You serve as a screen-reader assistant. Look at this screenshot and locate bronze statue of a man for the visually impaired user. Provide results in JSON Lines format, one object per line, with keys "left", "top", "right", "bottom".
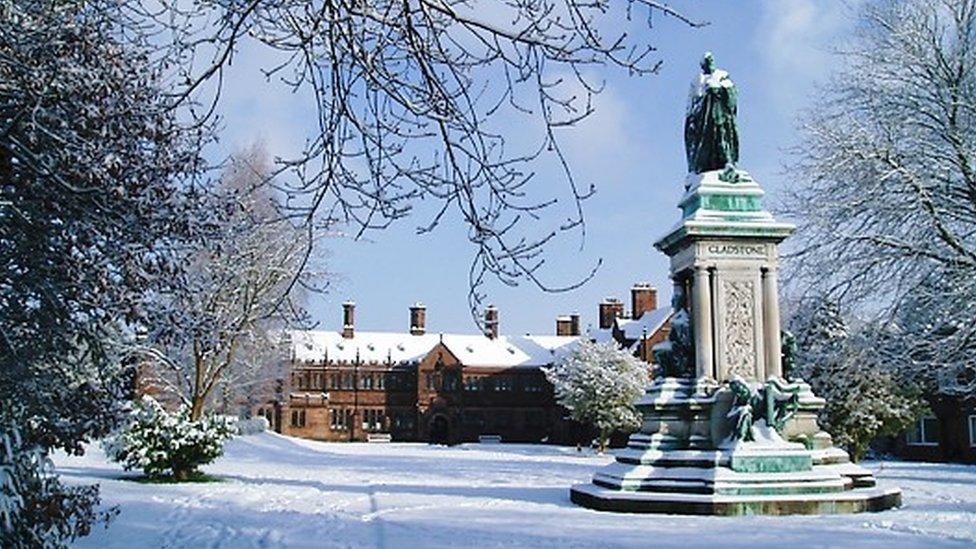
{"left": 684, "top": 52, "right": 740, "bottom": 175}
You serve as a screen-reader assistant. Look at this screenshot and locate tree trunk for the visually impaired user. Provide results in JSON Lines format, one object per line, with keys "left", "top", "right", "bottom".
{"left": 189, "top": 396, "right": 205, "bottom": 422}
{"left": 172, "top": 467, "right": 194, "bottom": 482}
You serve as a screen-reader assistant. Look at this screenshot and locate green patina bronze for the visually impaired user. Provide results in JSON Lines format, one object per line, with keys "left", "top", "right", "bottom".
{"left": 727, "top": 377, "right": 802, "bottom": 442}
{"left": 651, "top": 287, "right": 694, "bottom": 377}
{"left": 728, "top": 453, "right": 813, "bottom": 474}
{"left": 781, "top": 329, "right": 798, "bottom": 381}
{"left": 684, "top": 52, "right": 740, "bottom": 176}
{"left": 681, "top": 193, "right": 762, "bottom": 217}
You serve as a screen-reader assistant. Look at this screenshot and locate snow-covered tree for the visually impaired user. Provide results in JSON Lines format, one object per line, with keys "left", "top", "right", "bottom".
{"left": 544, "top": 339, "right": 648, "bottom": 452}
{"left": 103, "top": 396, "right": 235, "bottom": 481}
{"left": 784, "top": 0, "right": 976, "bottom": 397}
{"left": 138, "top": 147, "right": 316, "bottom": 421}
{"left": 789, "top": 300, "right": 924, "bottom": 461}
{"left": 1, "top": 1, "right": 208, "bottom": 545}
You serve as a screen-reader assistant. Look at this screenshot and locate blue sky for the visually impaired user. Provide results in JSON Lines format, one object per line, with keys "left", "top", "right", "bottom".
{"left": 217, "top": 1, "right": 858, "bottom": 336}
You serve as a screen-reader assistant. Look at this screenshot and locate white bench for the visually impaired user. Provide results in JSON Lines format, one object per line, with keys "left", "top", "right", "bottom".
{"left": 478, "top": 434, "right": 502, "bottom": 444}
{"left": 367, "top": 433, "right": 392, "bottom": 443}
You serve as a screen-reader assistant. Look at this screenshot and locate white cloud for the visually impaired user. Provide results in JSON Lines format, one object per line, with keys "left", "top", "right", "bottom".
{"left": 757, "top": 0, "right": 861, "bottom": 112}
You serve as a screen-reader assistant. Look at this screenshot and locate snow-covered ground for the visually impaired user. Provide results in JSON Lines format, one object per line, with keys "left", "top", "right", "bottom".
{"left": 54, "top": 433, "right": 976, "bottom": 548}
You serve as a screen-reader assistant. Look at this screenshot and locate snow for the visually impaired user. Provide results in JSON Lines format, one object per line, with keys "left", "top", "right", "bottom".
{"left": 290, "top": 330, "right": 579, "bottom": 368}
{"left": 616, "top": 308, "right": 673, "bottom": 342}
{"left": 53, "top": 433, "right": 976, "bottom": 548}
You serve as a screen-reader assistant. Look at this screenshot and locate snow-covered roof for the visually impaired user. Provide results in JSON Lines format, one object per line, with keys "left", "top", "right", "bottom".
{"left": 586, "top": 308, "right": 673, "bottom": 351}
{"left": 616, "top": 308, "right": 673, "bottom": 341}
{"left": 290, "top": 331, "right": 439, "bottom": 365}
{"left": 440, "top": 334, "right": 579, "bottom": 368}
{"left": 287, "top": 330, "right": 579, "bottom": 368}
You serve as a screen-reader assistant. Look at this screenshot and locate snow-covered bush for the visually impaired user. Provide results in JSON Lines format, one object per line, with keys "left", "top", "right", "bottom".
{"left": 544, "top": 339, "right": 648, "bottom": 452}
{"left": 103, "top": 397, "right": 234, "bottom": 481}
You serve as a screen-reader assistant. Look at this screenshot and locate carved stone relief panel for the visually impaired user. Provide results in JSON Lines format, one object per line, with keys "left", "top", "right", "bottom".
{"left": 722, "top": 279, "right": 757, "bottom": 379}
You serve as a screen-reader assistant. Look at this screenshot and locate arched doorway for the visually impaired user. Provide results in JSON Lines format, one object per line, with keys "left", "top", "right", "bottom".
{"left": 429, "top": 414, "right": 450, "bottom": 445}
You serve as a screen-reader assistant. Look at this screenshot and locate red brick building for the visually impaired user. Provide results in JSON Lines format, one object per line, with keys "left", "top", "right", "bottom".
{"left": 258, "top": 284, "right": 672, "bottom": 444}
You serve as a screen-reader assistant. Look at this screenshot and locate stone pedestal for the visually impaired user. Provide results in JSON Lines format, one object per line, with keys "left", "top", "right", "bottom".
{"left": 570, "top": 169, "right": 902, "bottom": 515}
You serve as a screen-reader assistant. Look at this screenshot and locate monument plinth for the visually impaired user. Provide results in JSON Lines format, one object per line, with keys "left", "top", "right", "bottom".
{"left": 570, "top": 53, "right": 901, "bottom": 515}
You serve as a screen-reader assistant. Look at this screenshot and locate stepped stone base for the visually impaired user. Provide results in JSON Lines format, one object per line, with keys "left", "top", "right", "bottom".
{"left": 570, "top": 377, "right": 901, "bottom": 516}
{"left": 571, "top": 483, "right": 902, "bottom": 516}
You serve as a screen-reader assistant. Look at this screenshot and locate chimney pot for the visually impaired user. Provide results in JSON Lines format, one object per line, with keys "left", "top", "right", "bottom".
{"left": 556, "top": 316, "right": 572, "bottom": 336}
{"left": 485, "top": 305, "right": 499, "bottom": 339}
{"left": 631, "top": 283, "right": 658, "bottom": 320}
{"left": 342, "top": 301, "right": 355, "bottom": 339}
{"left": 598, "top": 297, "right": 623, "bottom": 330}
{"left": 409, "top": 302, "right": 427, "bottom": 335}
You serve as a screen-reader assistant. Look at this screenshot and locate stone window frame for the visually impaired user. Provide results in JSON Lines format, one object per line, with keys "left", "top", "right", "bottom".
{"left": 290, "top": 409, "right": 306, "bottom": 428}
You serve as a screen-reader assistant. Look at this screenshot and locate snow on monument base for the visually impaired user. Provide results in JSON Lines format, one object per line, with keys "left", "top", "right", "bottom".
{"left": 568, "top": 377, "right": 903, "bottom": 516}
{"left": 570, "top": 483, "right": 902, "bottom": 516}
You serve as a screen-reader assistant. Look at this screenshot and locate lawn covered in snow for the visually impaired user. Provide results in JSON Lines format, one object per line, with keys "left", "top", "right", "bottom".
{"left": 54, "top": 432, "right": 976, "bottom": 548}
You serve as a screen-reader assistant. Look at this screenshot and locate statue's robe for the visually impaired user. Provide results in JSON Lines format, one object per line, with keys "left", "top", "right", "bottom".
{"left": 684, "top": 69, "right": 739, "bottom": 174}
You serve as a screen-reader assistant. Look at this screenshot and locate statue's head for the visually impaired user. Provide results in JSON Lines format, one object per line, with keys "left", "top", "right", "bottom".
{"left": 729, "top": 376, "right": 751, "bottom": 400}
{"left": 700, "top": 52, "right": 715, "bottom": 74}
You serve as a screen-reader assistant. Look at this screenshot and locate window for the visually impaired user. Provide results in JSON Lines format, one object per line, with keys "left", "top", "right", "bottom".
{"left": 969, "top": 415, "right": 976, "bottom": 448}
{"left": 425, "top": 373, "right": 439, "bottom": 391}
{"left": 464, "top": 376, "right": 482, "bottom": 392}
{"left": 362, "top": 409, "right": 385, "bottom": 431}
{"left": 493, "top": 376, "right": 513, "bottom": 392}
{"left": 906, "top": 416, "right": 940, "bottom": 446}
{"left": 443, "top": 371, "right": 459, "bottom": 392}
{"left": 522, "top": 377, "right": 546, "bottom": 393}
{"left": 393, "top": 412, "right": 415, "bottom": 430}
{"left": 329, "top": 374, "right": 339, "bottom": 389}
{"left": 341, "top": 373, "right": 354, "bottom": 390}
{"left": 290, "top": 409, "right": 306, "bottom": 428}
{"left": 331, "top": 408, "right": 353, "bottom": 431}
{"left": 362, "top": 374, "right": 373, "bottom": 390}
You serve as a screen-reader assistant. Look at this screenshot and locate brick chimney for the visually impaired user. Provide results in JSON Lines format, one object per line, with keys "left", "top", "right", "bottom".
{"left": 598, "top": 297, "right": 623, "bottom": 330}
{"left": 409, "top": 302, "right": 426, "bottom": 335}
{"left": 556, "top": 316, "right": 572, "bottom": 336}
{"left": 557, "top": 313, "right": 581, "bottom": 336}
{"left": 631, "top": 283, "right": 658, "bottom": 319}
{"left": 485, "top": 305, "right": 499, "bottom": 340}
{"left": 342, "top": 301, "right": 355, "bottom": 339}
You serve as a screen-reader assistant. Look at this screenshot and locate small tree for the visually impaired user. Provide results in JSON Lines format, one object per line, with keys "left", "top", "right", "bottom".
{"left": 103, "top": 397, "right": 235, "bottom": 481}
{"left": 544, "top": 339, "right": 648, "bottom": 452}
{"left": 140, "top": 147, "right": 316, "bottom": 421}
{"left": 790, "top": 300, "right": 924, "bottom": 461}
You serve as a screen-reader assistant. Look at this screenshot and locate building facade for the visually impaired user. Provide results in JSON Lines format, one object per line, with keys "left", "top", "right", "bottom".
{"left": 888, "top": 397, "right": 976, "bottom": 463}
{"left": 257, "top": 283, "right": 672, "bottom": 444}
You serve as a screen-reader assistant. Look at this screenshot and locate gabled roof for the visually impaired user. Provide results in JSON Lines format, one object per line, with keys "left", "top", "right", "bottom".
{"left": 616, "top": 308, "right": 673, "bottom": 341}
{"left": 588, "top": 308, "right": 674, "bottom": 350}
{"left": 286, "top": 330, "right": 579, "bottom": 368}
